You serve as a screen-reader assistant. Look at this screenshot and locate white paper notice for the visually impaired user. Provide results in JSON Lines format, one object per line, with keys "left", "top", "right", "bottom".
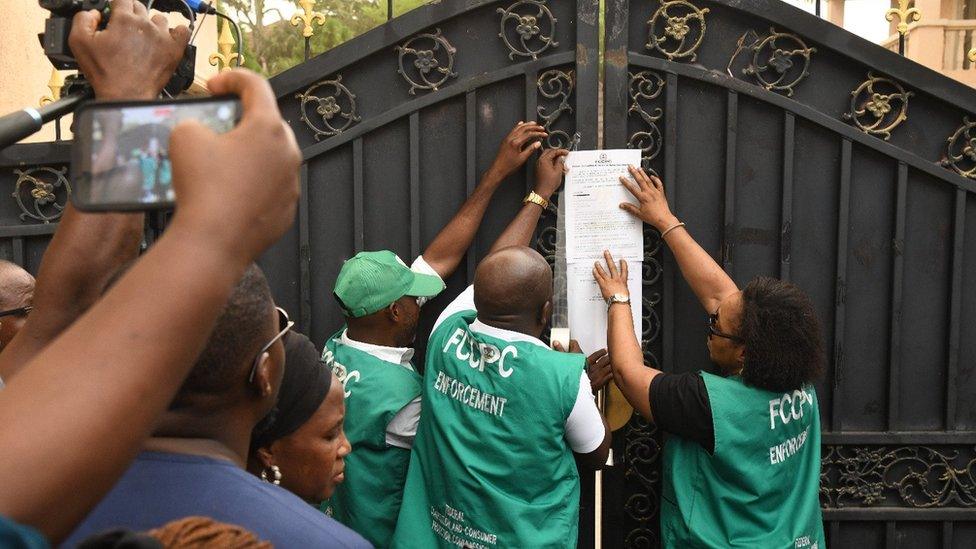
{"left": 564, "top": 149, "right": 644, "bottom": 263}
{"left": 566, "top": 262, "right": 643, "bottom": 355}
{"left": 561, "top": 148, "right": 644, "bottom": 354}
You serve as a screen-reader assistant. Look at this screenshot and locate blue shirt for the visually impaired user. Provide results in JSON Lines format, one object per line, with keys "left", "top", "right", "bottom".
{"left": 63, "top": 451, "right": 370, "bottom": 548}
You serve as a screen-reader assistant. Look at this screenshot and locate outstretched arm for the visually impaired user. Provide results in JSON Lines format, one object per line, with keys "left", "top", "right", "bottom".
{"left": 0, "top": 1, "right": 190, "bottom": 381}
{"left": 421, "top": 122, "right": 547, "bottom": 278}
{"left": 593, "top": 251, "right": 660, "bottom": 421}
{"left": 619, "top": 166, "right": 738, "bottom": 313}
{"left": 488, "top": 147, "right": 567, "bottom": 252}
{"left": 0, "top": 69, "right": 300, "bottom": 543}
{"left": 0, "top": 67, "right": 301, "bottom": 543}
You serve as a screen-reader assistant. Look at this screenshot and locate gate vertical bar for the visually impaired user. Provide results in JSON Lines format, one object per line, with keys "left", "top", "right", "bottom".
{"left": 299, "top": 163, "right": 312, "bottom": 333}
{"left": 575, "top": 0, "right": 600, "bottom": 150}
{"left": 663, "top": 73, "right": 678, "bottom": 370}
{"left": 409, "top": 112, "right": 421, "bottom": 260}
{"left": 466, "top": 91, "right": 478, "bottom": 283}
{"left": 576, "top": 3, "right": 602, "bottom": 548}
{"left": 353, "top": 138, "right": 365, "bottom": 252}
{"left": 943, "top": 522, "right": 954, "bottom": 548}
{"left": 723, "top": 91, "right": 738, "bottom": 274}
{"left": 525, "top": 71, "right": 538, "bottom": 192}
{"left": 888, "top": 163, "right": 907, "bottom": 430}
{"left": 946, "top": 188, "right": 966, "bottom": 430}
{"left": 603, "top": 0, "right": 629, "bottom": 150}
{"left": 12, "top": 237, "right": 24, "bottom": 266}
{"left": 832, "top": 139, "right": 853, "bottom": 431}
{"left": 780, "top": 113, "right": 795, "bottom": 281}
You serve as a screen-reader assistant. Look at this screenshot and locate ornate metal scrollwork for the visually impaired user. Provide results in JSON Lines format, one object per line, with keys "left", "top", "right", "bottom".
{"left": 537, "top": 69, "right": 575, "bottom": 149}
{"left": 536, "top": 224, "right": 558, "bottom": 261}
{"left": 497, "top": 0, "right": 558, "bottom": 61}
{"left": 295, "top": 75, "right": 361, "bottom": 140}
{"left": 941, "top": 117, "right": 976, "bottom": 179}
{"left": 12, "top": 166, "right": 71, "bottom": 224}
{"left": 821, "top": 445, "right": 976, "bottom": 508}
{"left": 843, "top": 73, "right": 913, "bottom": 141}
{"left": 622, "top": 415, "right": 663, "bottom": 546}
{"left": 727, "top": 28, "right": 815, "bottom": 97}
{"left": 395, "top": 29, "right": 458, "bottom": 95}
{"left": 642, "top": 228, "right": 664, "bottom": 367}
{"left": 617, "top": 187, "right": 668, "bottom": 549}
{"left": 645, "top": 0, "right": 710, "bottom": 63}
{"left": 628, "top": 71, "right": 666, "bottom": 173}
{"left": 642, "top": 291, "right": 663, "bottom": 366}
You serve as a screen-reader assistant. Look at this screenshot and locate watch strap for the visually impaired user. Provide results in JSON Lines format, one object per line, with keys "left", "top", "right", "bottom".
{"left": 523, "top": 191, "right": 550, "bottom": 210}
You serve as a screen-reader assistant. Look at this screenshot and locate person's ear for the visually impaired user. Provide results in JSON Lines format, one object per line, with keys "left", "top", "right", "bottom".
{"left": 251, "top": 352, "right": 274, "bottom": 397}
{"left": 255, "top": 445, "right": 275, "bottom": 469}
{"left": 386, "top": 301, "right": 400, "bottom": 323}
{"left": 539, "top": 299, "right": 553, "bottom": 327}
{"left": 734, "top": 344, "right": 746, "bottom": 367}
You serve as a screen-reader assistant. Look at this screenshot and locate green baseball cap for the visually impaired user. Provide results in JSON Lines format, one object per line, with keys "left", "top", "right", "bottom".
{"left": 333, "top": 250, "right": 445, "bottom": 318}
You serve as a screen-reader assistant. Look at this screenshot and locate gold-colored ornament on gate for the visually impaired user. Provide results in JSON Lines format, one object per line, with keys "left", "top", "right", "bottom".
{"left": 291, "top": 0, "right": 326, "bottom": 39}
{"left": 885, "top": 0, "right": 921, "bottom": 36}
{"left": 39, "top": 68, "right": 66, "bottom": 106}
{"left": 209, "top": 19, "right": 242, "bottom": 72}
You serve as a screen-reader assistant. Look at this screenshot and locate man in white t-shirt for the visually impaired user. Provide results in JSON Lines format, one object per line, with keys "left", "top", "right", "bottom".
{"left": 391, "top": 148, "right": 610, "bottom": 548}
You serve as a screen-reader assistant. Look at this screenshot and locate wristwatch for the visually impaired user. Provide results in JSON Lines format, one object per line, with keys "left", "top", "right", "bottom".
{"left": 523, "top": 191, "right": 550, "bottom": 210}
{"left": 606, "top": 293, "right": 631, "bottom": 308}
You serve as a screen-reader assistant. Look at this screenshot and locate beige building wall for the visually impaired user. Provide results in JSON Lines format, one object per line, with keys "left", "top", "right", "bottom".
{"left": 873, "top": 0, "right": 976, "bottom": 88}
{"left": 0, "top": 1, "right": 219, "bottom": 144}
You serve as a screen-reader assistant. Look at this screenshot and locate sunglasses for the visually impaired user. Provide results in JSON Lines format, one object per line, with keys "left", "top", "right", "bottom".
{"left": 248, "top": 306, "right": 295, "bottom": 383}
{"left": 0, "top": 306, "right": 32, "bottom": 319}
{"left": 707, "top": 313, "right": 742, "bottom": 343}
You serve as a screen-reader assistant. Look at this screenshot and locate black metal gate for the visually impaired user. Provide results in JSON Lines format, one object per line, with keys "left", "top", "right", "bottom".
{"left": 601, "top": 0, "right": 976, "bottom": 546}
{"left": 3, "top": 0, "right": 976, "bottom": 546}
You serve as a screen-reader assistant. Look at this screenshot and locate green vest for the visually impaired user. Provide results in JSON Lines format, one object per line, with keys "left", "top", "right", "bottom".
{"left": 319, "top": 331, "right": 422, "bottom": 548}
{"left": 392, "top": 311, "right": 585, "bottom": 549}
{"left": 661, "top": 372, "right": 825, "bottom": 548}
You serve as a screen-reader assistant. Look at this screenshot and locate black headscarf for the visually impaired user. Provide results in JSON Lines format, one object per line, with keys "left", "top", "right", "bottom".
{"left": 251, "top": 331, "right": 333, "bottom": 450}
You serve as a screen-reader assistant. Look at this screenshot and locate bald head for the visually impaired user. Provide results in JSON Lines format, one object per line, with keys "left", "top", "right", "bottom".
{"left": 474, "top": 246, "right": 552, "bottom": 328}
{"left": 0, "top": 261, "right": 34, "bottom": 309}
{"left": 0, "top": 260, "right": 34, "bottom": 349}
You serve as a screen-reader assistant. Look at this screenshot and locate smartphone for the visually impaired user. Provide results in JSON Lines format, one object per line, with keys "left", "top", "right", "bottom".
{"left": 71, "top": 96, "right": 241, "bottom": 211}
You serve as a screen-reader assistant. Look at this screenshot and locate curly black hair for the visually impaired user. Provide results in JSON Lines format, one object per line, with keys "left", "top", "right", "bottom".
{"left": 739, "top": 277, "right": 825, "bottom": 393}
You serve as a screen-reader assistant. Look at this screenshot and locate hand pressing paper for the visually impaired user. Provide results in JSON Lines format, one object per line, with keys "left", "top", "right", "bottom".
{"left": 564, "top": 149, "right": 644, "bottom": 263}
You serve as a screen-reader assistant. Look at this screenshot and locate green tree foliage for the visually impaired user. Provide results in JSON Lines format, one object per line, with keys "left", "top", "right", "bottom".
{"left": 222, "top": 0, "right": 433, "bottom": 76}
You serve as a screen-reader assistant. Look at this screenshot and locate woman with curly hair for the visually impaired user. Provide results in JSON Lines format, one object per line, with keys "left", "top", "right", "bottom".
{"left": 594, "top": 166, "right": 825, "bottom": 549}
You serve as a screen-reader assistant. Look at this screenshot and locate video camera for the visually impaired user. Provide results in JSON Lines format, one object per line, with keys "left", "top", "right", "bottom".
{"left": 38, "top": 0, "right": 216, "bottom": 95}
{"left": 0, "top": 0, "right": 234, "bottom": 152}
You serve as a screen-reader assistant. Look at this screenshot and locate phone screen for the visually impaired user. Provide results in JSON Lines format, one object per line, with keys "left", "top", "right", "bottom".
{"left": 72, "top": 96, "right": 240, "bottom": 211}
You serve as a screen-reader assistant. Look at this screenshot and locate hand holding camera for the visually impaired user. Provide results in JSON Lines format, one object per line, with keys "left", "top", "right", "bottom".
{"left": 69, "top": 0, "right": 190, "bottom": 100}
{"left": 167, "top": 69, "right": 301, "bottom": 263}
